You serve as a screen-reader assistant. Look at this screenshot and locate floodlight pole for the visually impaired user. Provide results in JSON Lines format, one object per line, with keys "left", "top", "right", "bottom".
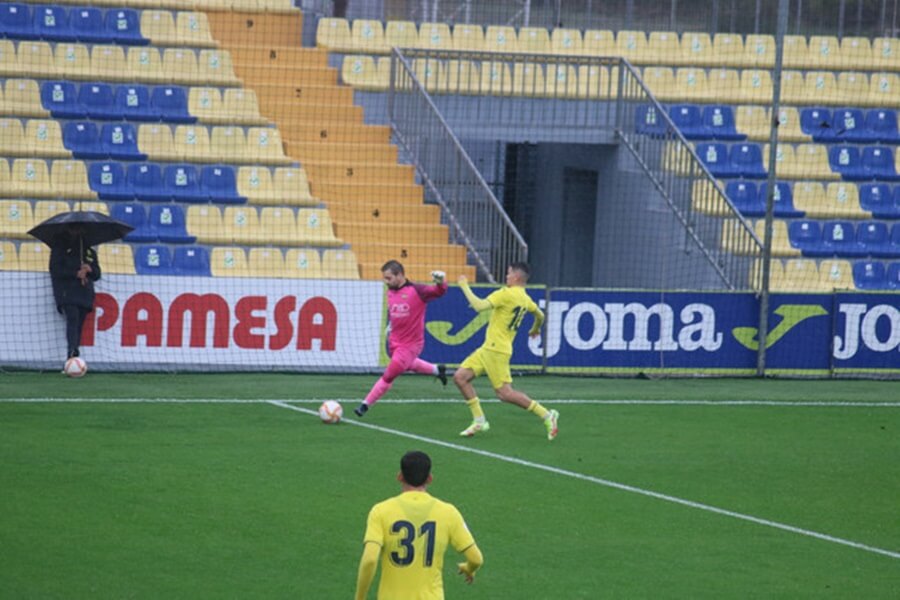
{"left": 757, "top": 0, "right": 790, "bottom": 376}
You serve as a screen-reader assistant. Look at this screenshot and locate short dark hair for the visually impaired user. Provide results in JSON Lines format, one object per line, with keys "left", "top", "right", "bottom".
{"left": 509, "top": 262, "right": 531, "bottom": 280}
{"left": 382, "top": 260, "right": 405, "bottom": 275}
{"left": 400, "top": 451, "right": 431, "bottom": 487}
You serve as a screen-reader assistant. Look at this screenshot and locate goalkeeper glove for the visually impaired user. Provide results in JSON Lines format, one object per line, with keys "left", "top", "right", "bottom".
{"left": 431, "top": 270, "right": 446, "bottom": 284}
{"left": 457, "top": 562, "right": 477, "bottom": 583}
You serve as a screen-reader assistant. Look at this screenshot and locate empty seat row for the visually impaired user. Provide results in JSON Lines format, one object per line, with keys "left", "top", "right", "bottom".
{"left": 0, "top": 198, "right": 107, "bottom": 236}
{"left": 319, "top": 19, "right": 900, "bottom": 72}
{"left": 0, "top": 158, "right": 92, "bottom": 199}
{"left": 752, "top": 258, "right": 900, "bottom": 291}
{"left": 187, "top": 205, "right": 343, "bottom": 247}
{"left": 827, "top": 145, "right": 900, "bottom": 181}
{"left": 788, "top": 219, "right": 900, "bottom": 258}
{"left": 637, "top": 104, "right": 745, "bottom": 141}
{"left": 0, "top": 117, "right": 69, "bottom": 157}
{"left": 0, "top": 40, "right": 239, "bottom": 85}
{"left": 89, "top": 161, "right": 245, "bottom": 204}
{"left": 709, "top": 180, "right": 900, "bottom": 219}
{"left": 0, "top": 3, "right": 147, "bottom": 45}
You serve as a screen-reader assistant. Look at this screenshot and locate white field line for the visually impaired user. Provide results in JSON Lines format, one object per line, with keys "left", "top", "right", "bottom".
{"left": 3, "top": 397, "right": 900, "bottom": 407}
{"left": 270, "top": 400, "right": 900, "bottom": 561}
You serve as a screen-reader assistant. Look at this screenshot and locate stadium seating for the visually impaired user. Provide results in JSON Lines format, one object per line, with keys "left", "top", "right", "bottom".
{"left": 135, "top": 244, "right": 175, "bottom": 275}
{"left": 210, "top": 246, "right": 249, "bottom": 277}
{"left": 172, "top": 245, "right": 211, "bottom": 276}
{"left": 17, "top": 242, "right": 50, "bottom": 271}
{"left": 97, "top": 243, "right": 135, "bottom": 274}
{"left": 148, "top": 204, "right": 195, "bottom": 243}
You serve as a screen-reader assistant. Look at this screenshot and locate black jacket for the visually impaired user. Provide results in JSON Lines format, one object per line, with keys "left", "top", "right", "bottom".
{"left": 50, "top": 238, "right": 101, "bottom": 310}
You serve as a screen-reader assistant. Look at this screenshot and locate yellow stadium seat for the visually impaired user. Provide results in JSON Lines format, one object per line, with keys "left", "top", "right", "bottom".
{"left": 198, "top": 50, "right": 239, "bottom": 86}
{"left": 258, "top": 206, "right": 298, "bottom": 244}
{"left": 0, "top": 118, "right": 25, "bottom": 157}
{"left": 0, "top": 158, "right": 10, "bottom": 196}
{"left": 188, "top": 87, "right": 223, "bottom": 122}
{"left": 176, "top": 12, "right": 216, "bottom": 48}
{"left": 222, "top": 88, "right": 265, "bottom": 124}
{"left": 0, "top": 240, "right": 17, "bottom": 270}
{"left": 674, "top": 67, "right": 708, "bottom": 101}
{"left": 452, "top": 24, "right": 484, "bottom": 51}
{"left": 757, "top": 220, "right": 800, "bottom": 257}
{"left": 127, "top": 47, "right": 166, "bottom": 83}
{"left": 54, "top": 43, "right": 91, "bottom": 80}
{"left": 616, "top": 30, "right": 649, "bottom": 63}
{"left": 822, "top": 182, "right": 865, "bottom": 219}
{"left": 137, "top": 124, "right": 178, "bottom": 162}
{"left": 778, "top": 70, "right": 805, "bottom": 104}
{"left": 384, "top": 20, "right": 418, "bottom": 50}
{"left": 248, "top": 247, "right": 285, "bottom": 277}
{"left": 749, "top": 258, "right": 785, "bottom": 290}
{"left": 317, "top": 18, "right": 353, "bottom": 51}
{"left": 90, "top": 44, "right": 127, "bottom": 81}
{"left": 141, "top": 10, "right": 178, "bottom": 45}
{"left": 17, "top": 42, "right": 57, "bottom": 78}
{"left": 223, "top": 206, "right": 262, "bottom": 244}
{"left": 352, "top": 19, "right": 387, "bottom": 53}
{"left": 283, "top": 248, "right": 323, "bottom": 278}
{"left": 246, "top": 126, "right": 290, "bottom": 165}
{"left": 836, "top": 72, "right": 869, "bottom": 106}
{"left": 768, "top": 144, "right": 838, "bottom": 180}
{"left": 866, "top": 72, "right": 900, "bottom": 108}
{"left": 187, "top": 205, "right": 225, "bottom": 243}
{"left": 17, "top": 242, "right": 50, "bottom": 271}
{"left": 872, "top": 38, "right": 900, "bottom": 71}
{"left": 210, "top": 247, "right": 249, "bottom": 277}
{"left": 273, "top": 167, "right": 316, "bottom": 206}
{"left": 518, "top": 27, "right": 551, "bottom": 54}
{"left": 321, "top": 248, "right": 359, "bottom": 279}
{"left": 677, "top": 32, "right": 712, "bottom": 66}
{"left": 511, "top": 62, "right": 545, "bottom": 97}
{"left": 444, "top": 60, "right": 480, "bottom": 94}
{"left": 10, "top": 159, "right": 51, "bottom": 198}
{"left": 640, "top": 66, "right": 676, "bottom": 101}
{"left": 581, "top": 29, "right": 615, "bottom": 57}
{"left": 97, "top": 243, "right": 134, "bottom": 274}
{"left": 819, "top": 259, "right": 855, "bottom": 291}
{"left": 73, "top": 200, "right": 108, "bottom": 214}
{"left": 691, "top": 179, "right": 730, "bottom": 216}
{"left": 2, "top": 79, "right": 47, "bottom": 117}
{"left": 341, "top": 55, "right": 388, "bottom": 91}
{"left": 33, "top": 199, "right": 71, "bottom": 223}
{"left": 208, "top": 126, "right": 247, "bottom": 162}
{"left": 237, "top": 165, "right": 274, "bottom": 204}
{"left": 417, "top": 22, "right": 452, "bottom": 50}
{"left": 781, "top": 35, "right": 809, "bottom": 69}
{"left": 720, "top": 218, "right": 760, "bottom": 255}
{"left": 735, "top": 105, "right": 768, "bottom": 141}
{"left": 413, "top": 57, "right": 446, "bottom": 93}
{"left": 163, "top": 48, "right": 199, "bottom": 85}
{"left": 801, "top": 71, "right": 839, "bottom": 105}
{"left": 774, "top": 106, "right": 809, "bottom": 143}
{"left": 551, "top": 28, "right": 582, "bottom": 55}
{"left": 297, "top": 208, "right": 341, "bottom": 247}
{"left": 24, "top": 119, "right": 68, "bottom": 158}
{"left": 0, "top": 200, "right": 34, "bottom": 237}
{"left": 479, "top": 60, "right": 513, "bottom": 96}
{"left": 545, "top": 64, "right": 578, "bottom": 98}
{"left": 484, "top": 25, "right": 518, "bottom": 53}
{"left": 791, "top": 181, "right": 827, "bottom": 216}
{"left": 743, "top": 34, "right": 775, "bottom": 68}
{"left": 710, "top": 33, "right": 744, "bottom": 67}
{"left": 0, "top": 40, "right": 17, "bottom": 76}
{"left": 808, "top": 35, "right": 840, "bottom": 69}
{"left": 739, "top": 69, "right": 773, "bottom": 103}
{"left": 705, "top": 68, "right": 741, "bottom": 103}
{"left": 840, "top": 37, "right": 872, "bottom": 70}
{"left": 646, "top": 31, "right": 680, "bottom": 65}
{"left": 173, "top": 124, "right": 211, "bottom": 162}
{"left": 51, "top": 160, "right": 93, "bottom": 199}
{"left": 777, "top": 258, "right": 819, "bottom": 290}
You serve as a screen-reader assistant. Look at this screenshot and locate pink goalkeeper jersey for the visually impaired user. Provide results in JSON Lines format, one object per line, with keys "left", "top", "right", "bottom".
{"left": 387, "top": 281, "right": 447, "bottom": 349}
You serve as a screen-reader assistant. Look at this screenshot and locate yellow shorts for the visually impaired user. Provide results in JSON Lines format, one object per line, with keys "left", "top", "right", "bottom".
{"left": 460, "top": 347, "right": 512, "bottom": 390}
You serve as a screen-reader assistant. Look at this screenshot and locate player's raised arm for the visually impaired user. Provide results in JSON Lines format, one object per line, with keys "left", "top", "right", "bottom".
{"left": 458, "top": 276, "right": 492, "bottom": 312}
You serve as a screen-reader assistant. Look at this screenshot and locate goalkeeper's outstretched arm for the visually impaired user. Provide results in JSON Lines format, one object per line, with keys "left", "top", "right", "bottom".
{"left": 458, "top": 276, "right": 492, "bottom": 312}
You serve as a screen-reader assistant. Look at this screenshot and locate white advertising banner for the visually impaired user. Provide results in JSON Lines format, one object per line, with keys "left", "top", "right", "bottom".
{"left": 0, "top": 273, "right": 384, "bottom": 371}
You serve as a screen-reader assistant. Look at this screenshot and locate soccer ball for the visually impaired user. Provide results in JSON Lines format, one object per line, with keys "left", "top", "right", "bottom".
{"left": 318, "top": 400, "right": 343, "bottom": 424}
{"left": 64, "top": 357, "right": 87, "bottom": 378}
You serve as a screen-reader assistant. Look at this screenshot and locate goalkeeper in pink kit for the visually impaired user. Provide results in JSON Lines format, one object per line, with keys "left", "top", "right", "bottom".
{"left": 354, "top": 260, "right": 449, "bottom": 418}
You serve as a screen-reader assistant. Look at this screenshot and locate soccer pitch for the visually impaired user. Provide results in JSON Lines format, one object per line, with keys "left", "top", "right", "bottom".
{"left": 1, "top": 373, "right": 898, "bottom": 598}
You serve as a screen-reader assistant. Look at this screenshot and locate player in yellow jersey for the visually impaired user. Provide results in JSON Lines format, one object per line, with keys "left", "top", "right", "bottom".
{"left": 355, "top": 451, "right": 483, "bottom": 600}
{"left": 454, "top": 262, "right": 559, "bottom": 440}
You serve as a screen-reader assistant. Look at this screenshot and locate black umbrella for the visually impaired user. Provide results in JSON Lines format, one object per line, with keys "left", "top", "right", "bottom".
{"left": 28, "top": 211, "right": 134, "bottom": 249}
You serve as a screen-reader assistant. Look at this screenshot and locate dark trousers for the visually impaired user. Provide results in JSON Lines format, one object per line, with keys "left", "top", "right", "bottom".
{"left": 61, "top": 304, "right": 90, "bottom": 358}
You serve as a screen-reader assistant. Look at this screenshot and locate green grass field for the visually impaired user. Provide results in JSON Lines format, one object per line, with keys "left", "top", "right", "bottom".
{"left": 1, "top": 372, "right": 898, "bottom": 599}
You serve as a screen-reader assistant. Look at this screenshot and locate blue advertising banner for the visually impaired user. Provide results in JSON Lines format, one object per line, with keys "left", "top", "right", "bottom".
{"left": 832, "top": 293, "right": 900, "bottom": 372}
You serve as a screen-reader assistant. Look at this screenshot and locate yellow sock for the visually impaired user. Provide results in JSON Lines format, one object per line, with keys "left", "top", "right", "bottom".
{"left": 527, "top": 400, "right": 549, "bottom": 419}
{"left": 466, "top": 397, "right": 485, "bottom": 420}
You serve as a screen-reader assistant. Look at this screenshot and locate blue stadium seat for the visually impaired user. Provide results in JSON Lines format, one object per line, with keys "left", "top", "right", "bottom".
{"left": 116, "top": 85, "right": 158, "bottom": 121}
{"left": 866, "top": 110, "right": 900, "bottom": 145}
{"left": 724, "top": 181, "right": 763, "bottom": 217}
{"left": 165, "top": 164, "right": 207, "bottom": 203}
{"left": 150, "top": 86, "right": 195, "bottom": 123}
{"left": 702, "top": 105, "right": 746, "bottom": 141}
{"left": 635, "top": 104, "right": 668, "bottom": 137}
{"left": 729, "top": 143, "right": 767, "bottom": 179}
{"left": 862, "top": 146, "right": 900, "bottom": 181}
{"left": 857, "top": 221, "right": 891, "bottom": 257}
{"left": 127, "top": 162, "right": 169, "bottom": 202}
{"left": 173, "top": 245, "right": 211, "bottom": 276}
{"left": 833, "top": 108, "right": 876, "bottom": 143}
{"left": 888, "top": 262, "right": 900, "bottom": 288}
{"left": 821, "top": 220, "right": 865, "bottom": 257}
{"left": 696, "top": 142, "right": 738, "bottom": 177}
{"left": 887, "top": 224, "right": 900, "bottom": 258}
{"left": 63, "top": 121, "right": 106, "bottom": 159}
{"left": 827, "top": 145, "right": 865, "bottom": 180}
{"left": 860, "top": 183, "right": 897, "bottom": 218}
{"left": 104, "top": 9, "right": 147, "bottom": 45}
{"left": 788, "top": 219, "right": 825, "bottom": 255}
{"left": 669, "top": 104, "right": 711, "bottom": 140}
{"left": 41, "top": 81, "right": 84, "bottom": 118}
{"left": 759, "top": 181, "right": 804, "bottom": 218}
{"left": 799, "top": 107, "right": 838, "bottom": 142}
{"left": 111, "top": 203, "right": 155, "bottom": 242}
{"left": 69, "top": 6, "right": 105, "bottom": 43}
{"left": 148, "top": 204, "right": 195, "bottom": 244}
{"left": 852, "top": 261, "right": 887, "bottom": 289}
{"left": 200, "top": 165, "right": 246, "bottom": 205}
{"left": 134, "top": 244, "right": 175, "bottom": 275}
{"left": 88, "top": 161, "right": 132, "bottom": 201}
{"left": 101, "top": 123, "right": 146, "bottom": 161}
{"left": 0, "top": 3, "right": 36, "bottom": 40}
{"left": 78, "top": 82, "right": 120, "bottom": 120}
{"left": 34, "top": 5, "right": 75, "bottom": 42}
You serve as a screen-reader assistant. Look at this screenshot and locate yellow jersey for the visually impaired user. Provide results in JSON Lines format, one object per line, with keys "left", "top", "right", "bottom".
{"left": 481, "top": 286, "right": 542, "bottom": 356}
{"left": 363, "top": 491, "right": 475, "bottom": 600}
